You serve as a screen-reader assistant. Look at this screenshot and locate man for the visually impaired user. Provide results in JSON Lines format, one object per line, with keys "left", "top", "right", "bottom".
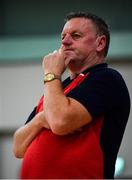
{"left": 13, "top": 12, "right": 130, "bottom": 179}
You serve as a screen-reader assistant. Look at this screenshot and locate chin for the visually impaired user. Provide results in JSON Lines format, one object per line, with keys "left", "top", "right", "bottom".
{"left": 64, "top": 56, "right": 72, "bottom": 65}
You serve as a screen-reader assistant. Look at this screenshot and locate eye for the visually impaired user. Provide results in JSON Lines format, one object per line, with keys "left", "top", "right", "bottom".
{"left": 72, "top": 33, "right": 82, "bottom": 40}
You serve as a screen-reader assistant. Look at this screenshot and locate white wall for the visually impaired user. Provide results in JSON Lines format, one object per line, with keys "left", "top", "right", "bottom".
{"left": 0, "top": 61, "right": 132, "bottom": 178}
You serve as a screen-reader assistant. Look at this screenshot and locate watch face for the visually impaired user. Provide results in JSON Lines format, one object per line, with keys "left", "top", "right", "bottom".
{"left": 44, "top": 73, "right": 55, "bottom": 82}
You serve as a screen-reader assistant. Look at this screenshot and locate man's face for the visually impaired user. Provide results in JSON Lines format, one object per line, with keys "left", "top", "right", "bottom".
{"left": 61, "top": 18, "right": 98, "bottom": 67}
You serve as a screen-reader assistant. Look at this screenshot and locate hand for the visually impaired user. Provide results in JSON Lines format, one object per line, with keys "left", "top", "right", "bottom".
{"left": 42, "top": 48, "right": 66, "bottom": 76}
{"left": 35, "top": 111, "right": 50, "bottom": 129}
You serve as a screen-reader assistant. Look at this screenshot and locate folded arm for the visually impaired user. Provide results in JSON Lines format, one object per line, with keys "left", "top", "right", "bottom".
{"left": 44, "top": 79, "right": 92, "bottom": 135}
{"left": 13, "top": 111, "right": 50, "bottom": 158}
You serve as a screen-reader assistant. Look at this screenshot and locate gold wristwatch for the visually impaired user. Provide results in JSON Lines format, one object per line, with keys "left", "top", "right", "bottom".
{"left": 44, "top": 73, "right": 61, "bottom": 83}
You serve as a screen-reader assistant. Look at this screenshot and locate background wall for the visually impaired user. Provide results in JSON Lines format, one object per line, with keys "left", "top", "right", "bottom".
{"left": 0, "top": 0, "right": 132, "bottom": 178}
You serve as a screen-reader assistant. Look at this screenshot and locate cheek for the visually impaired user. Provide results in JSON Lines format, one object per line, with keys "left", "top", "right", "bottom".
{"left": 75, "top": 45, "right": 92, "bottom": 55}
{"left": 81, "top": 39, "right": 96, "bottom": 53}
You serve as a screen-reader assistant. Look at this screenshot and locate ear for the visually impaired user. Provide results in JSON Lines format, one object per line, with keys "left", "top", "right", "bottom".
{"left": 96, "top": 35, "right": 106, "bottom": 53}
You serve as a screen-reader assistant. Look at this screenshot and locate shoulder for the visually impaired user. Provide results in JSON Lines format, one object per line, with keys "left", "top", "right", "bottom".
{"left": 83, "top": 64, "right": 130, "bottom": 101}
{"left": 102, "top": 67, "right": 128, "bottom": 90}
{"left": 87, "top": 65, "right": 125, "bottom": 85}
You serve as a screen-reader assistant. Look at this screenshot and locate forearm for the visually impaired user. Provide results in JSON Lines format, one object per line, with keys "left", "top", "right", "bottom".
{"left": 13, "top": 112, "right": 50, "bottom": 158}
{"left": 44, "top": 79, "right": 69, "bottom": 131}
{"left": 44, "top": 79, "right": 92, "bottom": 135}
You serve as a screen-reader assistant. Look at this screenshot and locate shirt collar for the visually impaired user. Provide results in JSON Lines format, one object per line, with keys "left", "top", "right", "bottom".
{"left": 81, "top": 63, "right": 108, "bottom": 75}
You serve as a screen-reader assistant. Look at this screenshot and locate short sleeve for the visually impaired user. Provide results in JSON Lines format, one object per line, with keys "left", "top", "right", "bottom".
{"left": 67, "top": 69, "right": 120, "bottom": 119}
{"left": 25, "top": 107, "right": 37, "bottom": 124}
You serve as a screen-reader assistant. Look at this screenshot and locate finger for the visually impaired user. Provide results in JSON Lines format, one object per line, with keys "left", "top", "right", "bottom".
{"left": 53, "top": 50, "right": 57, "bottom": 53}
{"left": 58, "top": 48, "right": 63, "bottom": 54}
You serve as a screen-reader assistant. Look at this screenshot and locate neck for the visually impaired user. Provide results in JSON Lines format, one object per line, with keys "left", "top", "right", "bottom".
{"left": 68, "top": 56, "right": 105, "bottom": 77}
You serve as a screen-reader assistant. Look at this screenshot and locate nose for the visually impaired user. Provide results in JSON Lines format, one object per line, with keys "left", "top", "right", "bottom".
{"left": 62, "top": 34, "right": 72, "bottom": 46}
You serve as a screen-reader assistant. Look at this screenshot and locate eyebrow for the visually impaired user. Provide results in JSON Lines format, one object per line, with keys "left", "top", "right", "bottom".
{"left": 61, "top": 30, "right": 83, "bottom": 36}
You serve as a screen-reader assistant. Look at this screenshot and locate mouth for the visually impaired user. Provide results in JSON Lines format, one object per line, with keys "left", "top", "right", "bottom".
{"left": 61, "top": 47, "right": 75, "bottom": 61}
{"left": 63, "top": 49, "right": 75, "bottom": 56}
{"left": 62, "top": 47, "right": 74, "bottom": 51}
{"left": 63, "top": 49, "right": 74, "bottom": 59}
{"left": 64, "top": 49, "right": 73, "bottom": 52}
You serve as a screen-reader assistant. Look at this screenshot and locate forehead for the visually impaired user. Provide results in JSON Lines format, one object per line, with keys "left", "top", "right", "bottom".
{"left": 62, "top": 18, "right": 96, "bottom": 34}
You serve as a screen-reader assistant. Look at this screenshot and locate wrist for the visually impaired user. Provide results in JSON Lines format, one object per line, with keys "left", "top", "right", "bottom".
{"left": 44, "top": 72, "right": 61, "bottom": 84}
{"left": 36, "top": 112, "right": 50, "bottom": 129}
{"left": 31, "top": 113, "right": 44, "bottom": 129}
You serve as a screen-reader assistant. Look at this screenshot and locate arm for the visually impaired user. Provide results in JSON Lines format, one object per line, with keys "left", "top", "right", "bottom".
{"left": 43, "top": 49, "right": 92, "bottom": 135}
{"left": 44, "top": 80, "right": 92, "bottom": 135}
{"left": 13, "top": 111, "right": 50, "bottom": 158}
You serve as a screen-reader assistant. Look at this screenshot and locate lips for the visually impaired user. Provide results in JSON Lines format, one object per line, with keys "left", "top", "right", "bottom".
{"left": 64, "top": 48, "right": 72, "bottom": 50}
{"left": 63, "top": 48, "right": 74, "bottom": 52}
